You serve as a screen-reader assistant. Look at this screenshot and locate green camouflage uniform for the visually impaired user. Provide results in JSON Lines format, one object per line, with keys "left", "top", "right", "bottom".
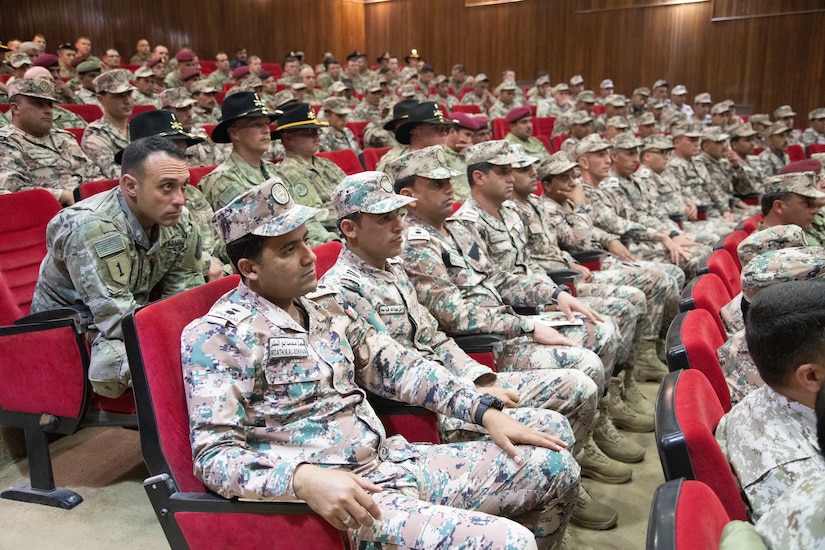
{"left": 716, "top": 383, "right": 823, "bottom": 522}
{"left": 199, "top": 150, "right": 280, "bottom": 211}
{"left": 363, "top": 120, "right": 397, "bottom": 149}
{"left": 184, "top": 128, "right": 228, "bottom": 168}
{"left": 503, "top": 133, "right": 550, "bottom": 161}
{"left": 183, "top": 281, "right": 579, "bottom": 549}
{"left": 81, "top": 116, "right": 130, "bottom": 178}
{"left": 316, "top": 72, "right": 342, "bottom": 91}
{"left": 321, "top": 246, "right": 599, "bottom": 450}
{"left": 32, "top": 187, "right": 204, "bottom": 396}
{"left": 277, "top": 151, "right": 345, "bottom": 234}
{"left": 206, "top": 70, "right": 233, "bottom": 89}
{"left": 730, "top": 155, "right": 764, "bottom": 197}
{"left": 757, "top": 148, "right": 788, "bottom": 177}
{"left": 319, "top": 126, "right": 362, "bottom": 155}
{"left": 0, "top": 125, "right": 102, "bottom": 200}
{"left": 376, "top": 144, "right": 412, "bottom": 176}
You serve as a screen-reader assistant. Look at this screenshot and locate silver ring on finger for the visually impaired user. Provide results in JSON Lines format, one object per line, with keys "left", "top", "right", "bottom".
{"left": 342, "top": 514, "right": 353, "bottom": 526}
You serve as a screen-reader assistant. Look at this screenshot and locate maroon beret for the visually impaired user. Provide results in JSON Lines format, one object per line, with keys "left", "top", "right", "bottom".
{"left": 147, "top": 57, "right": 164, "bottom": 68}
{"left": 232, "top": 65, "right": 250, "bottom": 80}
{"left": 175, "top": 50, "right": 197, "bottom": 62}
{"left": 33, "top": 54, "right": 59, "bottom": 68}
{"left": 505, "top": 105, "right": 531, "bottom": 123}
{"left": 450, "top": 111, "right": 479, "bottom": 131}
{"left": 780, "top": 159, "right": 822, "bottom": 175}
{"left": 180, "top": 69, "right": 201, "bottom": 81}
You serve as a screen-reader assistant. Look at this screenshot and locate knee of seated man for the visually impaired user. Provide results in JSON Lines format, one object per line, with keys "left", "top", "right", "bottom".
{"left": 504, "top": 407, "right": 575, "bottom": 448}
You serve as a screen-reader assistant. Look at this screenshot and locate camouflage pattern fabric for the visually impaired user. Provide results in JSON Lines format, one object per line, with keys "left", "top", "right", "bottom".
{"left": 717, "top": 328, "right": 762, "bottom": 406}
{"left": 81, "top": 116, "right": 130, "bottom": 178}
{"left": 503, "top": 133, "right": 550, "bottom": 161}
{"left": 756, "top": 469, "right": 825, "bottom": 549}
{"left": 277, "top": 150, "right": 346, "bottom": 231}
{"left": 319, "top": 126, "right": 362, "bottom": 155}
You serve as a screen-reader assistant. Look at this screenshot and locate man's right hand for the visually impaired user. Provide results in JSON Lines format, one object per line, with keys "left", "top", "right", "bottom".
{"left": 532, "top": 321, "right": 577, "bottom": 347}
{"left": 293, "top": 464, "right": 383, "bottom": 531}
{"left": 606, "top": 238, "right": 635, "bottom": 262}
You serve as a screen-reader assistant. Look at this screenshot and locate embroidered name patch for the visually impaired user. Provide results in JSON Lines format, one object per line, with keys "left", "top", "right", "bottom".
{"left": 378, "top": 305, "right": 405, "bottom": 315}
{"left": 268, "top": 337, "right": 309, "bottom": 358}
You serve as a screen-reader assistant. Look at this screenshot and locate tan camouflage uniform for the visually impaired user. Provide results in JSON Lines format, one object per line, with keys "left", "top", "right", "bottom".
{"left": 319, "top": 126, "right": 362, "bottom": 155}
{"left": 182, "top": 281, "right": 579, "bottom": 549}
{"left": 32, "top": 187, "right": 204, "bottom": 396}
{"left": 81, "top": 116, "right": 130, "bottom": 179}
{"left": 717, "top": 328, "right": 761, "bottom": 407}
{"left": 756, "top": 469, "right": 825, "bottom": 549}
{"left": 757, "top": 148, "right": 788, "bottom": 177}
{"left": 351, "top": 100, "right": 382, "bottom": 123}
{"left": 191, "top": 105, "right": 221, "bottom": 127}
{"left": 53, "top": 105, "right": 89, "bottom": 129}
{"left": 443, "top": 146, "right": 470, "bottom": 202}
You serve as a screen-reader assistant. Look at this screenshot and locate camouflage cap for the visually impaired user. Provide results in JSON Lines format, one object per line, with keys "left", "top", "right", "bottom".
{"left": 569, "top": 74, "right": 584, "bottom": 86}
{"left": 400, "top": 67, "right": 418, "bottom": 82}
{"left": 499, "top": 79, "right": 518, "bottom": 91}
{"left": 322, "top": 96, "right": 352, "bottom": 115}
{"left": 652, "top": 79, "right": 668, "bottom": 89}
{"left": 553, "top": 83, "right": 570, "bottom": 93}
{"left": 93, "top": 69, "right": 136, "bottom": 94}
{"left": 666, "top": 113, "right": 688, "bottom": 128}
{"left": 134, "top": 66, "right": 154, "bottom": 79}
{"left": 509, "top": 143, "right": 540, "bottom": 168}
{"left": 290, "top": 81, "right": 307, "bottom": 90}
{"left": 606, "top": 116, "right": 630, "bottom": 130}
{"left": 399, "top": 84, "right": 417, "bottom": 98}
{"left": 191, "top": 80, "right": 218, "bottom": 94}
{"left": 9, "top": 53, "right": 32, "bottom": 68}
{"left": 364, "top": 78, "right": 383, "bottom": 93}
{"left": 694, "top": 92, "right": 712, "bottom": 104}
{"left": 637, "top": 111, "right": 656, "bottom": 126}
{"left": 433, "top": 75, "right": 448, "bottom": 85}
{"left": 710, "top": 102, "right": 731, "bottom": 115}
{"left": 475, "top": 73, "right": 489, "bottom": 82}
{"left": 729, "top": 123, "right": 757, "bottom": 139}
{"left": 212, "top": 178, "right": 320, "bottom": 244}
{"left": 773, "top": 105, "right": 796, "bottom": 118}
{"left": 570, "top": 110, "right": 593, "bottom": 125}
{"left": 537, "top": 151, "right": 578, "bottom": 180}
{"left": 763, "top": 171, "right": 825, "bottom": 198}
{"left": 632, "top": 87, "right": 650, "bottom": 97}
{"left": 742, "top": 246, "right": 825, "bottom": 301}
{"left": 159, "top": 87, "right": 196, "bottom": 109}
{"left": 737, "top": 225, "right": 808, "bottom": 267}
{"left": 273, "top": 89, "right": 298, "bottom": 109}
{"left": 671, "top": 84, "right": 687, "bottom": 95}
{"left": 701, "top": 126, "right": 729, "bottom": 142}
{"left": 77, "top": 58, "right": 102, "bottom": 74}
{"left": 604, "top": 94, "right": 627, "bottom": 107}
{"left": 749, "top": 114, "right": 770, "bottom": 126}
{"left": 641, "top": 134, "right": 674, "bottom": 152}
{"left": 388, "top": 145, "right": 462, "bottom": 182}
{"left": 576, "top": 90, "right": 596, "bottom": 103}
{"left": 808, "top": 108, "right": 825, "bottom": 120}
{"left": 573, "top": 134, "right": 611, "bottom": 159}
{"left": 536, "top": 75, "right": 550, "bottom": 86}
{"left": 7, "top": 77, "right": 56, "bottom": 102}
{"left": 333, "top": 171, "right": 417, "bottom": 220}
{"left": 767, "top": 122, "right": 792, "bottom": 136}
{"left": 650, "top": 100, "right": 666, "bottom": 109}
{"left": 611, "top": 132, "right": 642, "bottom": 150}
{"left": 465, "top": 139, "right": 523, "bottom": 166}
{"left": 600, "top": 79, "right": 614, "bottom": 89}
{"left": 671, "top": 124, "right": 702, "bottom": 139}
{"left": 329, "top": 81, "right": 348, "bottom": 93}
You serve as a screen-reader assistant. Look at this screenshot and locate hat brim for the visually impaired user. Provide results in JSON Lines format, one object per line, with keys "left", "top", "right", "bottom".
{"left": 540, "top": 161, "right": 579, "bottom": 180}
{"left": 211, "top": 110, "right": 279, "bottom": 143}
{"left": 248, "top": 203, "right": 321, "bottom": 239}
{"left": 359, "top": 195, "right": 418, "bottom": 216}
{"left": 17, "top": 92, "right": 57, "bottom": 102}
{"left": 271, "top": 119, "right": 329, "bottom": 138}
{"left": 395, "top": 117, "right": 455, "bottom": 145}
{"left": 512, "top": 154, "right": 540, "bottom": 169}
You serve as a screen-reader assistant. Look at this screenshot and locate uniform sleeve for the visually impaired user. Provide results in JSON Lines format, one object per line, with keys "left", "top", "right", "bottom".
{"left": 199, "top": 169, "right": 246, "bottom": 211}
{"left": 158, "top": 212, "right": 206, "bottom": 298}
{"left": 80, "top": 126, "right": 120, "bottom": 179}
{"left": 585, "top": 185, "right": 657, "bottom": 241}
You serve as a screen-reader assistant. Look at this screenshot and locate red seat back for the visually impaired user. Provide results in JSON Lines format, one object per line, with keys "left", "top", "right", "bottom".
{"left": 492, "top": 118, "right": 508, "bottom": 139}
{"left": 0, "top": 190, "right": 62, "bottom": 316}
{"left": 722, "top": 229, "right": 748, "bottom": 270}
{"left": 741, "top": 213, "right": 763, "bottom": 234}
{"left": 362, "top": 146, "right": 392, "bottom": 171}
{"left": 706, "top": 250, "right": 742, "bottom": 296}
{"left": 786, "top": 143, "right": 805, "bottom": 163}
{"left": 199, "top": 124, "right": 217, "bottom": 139}
{"left": 58, "top": 103, "right": 103, "bottom": 123}
{"left": 647, "top": 478, "right": 732, "bottom": 550}
{"left": 452, "top": 104, "right": 481, "bottom": 114}
{"left": 536, "top": 135, "right": 552, "bottom": 154}
{"left": 65, "top": 127, "right": 85, "bottom": 143}
{"left": 683, "top": 273, "right": 732, "bottom": 341}
{"left": 345, "top": 121, "right": 369, "bottom": 149}
{"left": 312, "top": 242, "right": 343, "bottom": 278}
{"left": 808, "top": 144, "right": 825, "bottom": 156}
{"left": 260, "top": 62, "right": 282, "bottom": 78}
{"left": 532, "top": 116, "right": 555, "bottom": 138}
{"left": 552, "top": 135, "right": 570, "bottom": 153}
{"left": 316, "top": 150, "right": 364, "bottom": 176}
{"left": 77, "top": 178, "right": 119, "bottom": 201}
{"left": 129, "top": 104, "right": 157, "bottom": 120}
{"left": 188, "top": 165, "right": 217, "bottom": 188}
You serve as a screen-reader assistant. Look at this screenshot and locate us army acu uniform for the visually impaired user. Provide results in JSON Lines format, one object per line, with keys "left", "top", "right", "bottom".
{"left": 199, "top": 151, "right": 280, "bottom": 211}
{"left": 81, "top": 70, "right": 135, "bottom": 178}
{"left": 31, "top": 186, "right": 204, "bottom": 397}
{"left": 185, "top": 180, "right": 579, "bottom": 549}
{"left": 0, "top": 77, "right": 102, "bottom": 201}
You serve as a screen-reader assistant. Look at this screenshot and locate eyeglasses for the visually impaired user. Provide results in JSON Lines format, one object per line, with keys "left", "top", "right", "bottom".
{"left": 290, "top": 128, "right": 322, "bottom": 137}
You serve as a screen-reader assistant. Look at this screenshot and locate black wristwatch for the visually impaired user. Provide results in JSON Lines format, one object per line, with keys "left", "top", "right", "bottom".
{"left": 551, "top": 285, "right": 571, "bottom": 303}
{"left": 474, "top": 393, "right": 505, "bottom": 425}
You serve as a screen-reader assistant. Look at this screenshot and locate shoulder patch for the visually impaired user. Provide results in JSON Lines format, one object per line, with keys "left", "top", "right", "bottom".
{"left": 637, "top": 167, "right": 652, "bottom": 178}
{"left": 405, "top": 226, "right": 430, "bottom": 242}
{"left": 455, "top": 206, "right": 479, "bottom": 222}
{"left": 601, "top": 176, "right": 620, "bottom": 189}
{"left": 306, "top": 285, "right": 338, "bottom": 299}
{"left": 93, "top": 234, "right": 126, "bottom": 258}
{"left": 205, "top": 303, "right": 252, "bottom": 327}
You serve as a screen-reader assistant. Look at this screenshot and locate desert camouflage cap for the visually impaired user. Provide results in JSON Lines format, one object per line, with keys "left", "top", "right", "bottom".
{"left": 329, "top": 81, "right": 348, "bottom": 94}
{"left": 600, "top": 79, "right": 614, "bottom": 89}
{"left": 159, "top": 87, "right": 196, "bottom": 109}
{"left": 569, "top": 74, "right": 584, "bottom": 86}
{"left": 701, "top": 126, "right": 729, "bottom": 142}
{"left": 632, "top": 87, "right": 650, "bottom": 97}
{"left": 692, "top": 92, "right": 711, "bottom": 104}
{"left": 737, "top": 225, "right": 808, "bottom": 267}
{"left": 637, "top": 111, "right": 656, "bottom": 126}
{"left": 333, "top": 171, "right": 417, "bottom": 220}
{"left": 364, "top": 78, "right": 382, "bottom": 93}
{"left": 641, "top": 134, "right": 674, "bottom": 152}
{"left": 652, "top": 79, "right": 668, "bottom": 89}
{"left": 573, "top": 134, "right": 611, "bottom": 159}
{"left": 604, "top": 94, "right": 627, "bottom": 107}
{"left": 93, "top": 69, "right": 135, "bottom": 94}
{"left": 399, "top": 67, "right": 418, "bottom": 82}
{"left": 553, "top": 83, "right": 569, "bottom": 93}
{"left": 651, "top": 100, "right": 666, "bottom": 110}
{"left": 499, "top": 79, "right": 518, "bottom": 91}
{"left": 475, "top": 73, "right": 489, "bottom": 82}
{"left": 763, "top": 171, "right": 825, "bottom": 198}
{"left": 399, "top": 84, "right": 417, "bottom": 98}
{"left": 611, "top": 132, "right": 642, "bottom": 150}
{"left": 742, "top": 246, "right": 825, "bottom": 301}
{"left": 433, "top": 75, "right": 448, "bottom": 85}
{"left": 773, "top": 105, "right": 797, "bottom": 119}
{"left": 290, "top": 81, "right": 307, "bottom": 90}
{"left": 570, "top": 110, "right": 593, "bottom": 125}
{"left": 537, "top": 151, "right": 578, "bottom": 180}
{"left": 509, "top": 143, "right": 540, "bottom": 168}
{"left": 8, "top": 76, "right": 56, "bottom": 102}
{"left": 749, "top": 114, "right": 770, "bottom": 127}
{"left": 808, "top": 108, "right": 825, "bottom": 120}
{"left": 576, "top": 90, "right": 596, "bottom": 103}
{"left": 671, "top": 84, "right": 687, "bottom": 95}
{"left": 729, "top": 123, "right": 757, "bottom": 139}
{"left": 767, "top": 122, "right": 792, "bottom": 136}
{"left": 322, "top": 96, "right": 352, "bottom": 115}
{"left": 272, "top": 89, "right": 298, "bottom": 109}
{"left": 536, "top": 75, "right": 550, "bottom": 86}
{"left": 134, "top": 66, "right": 154, "bottom": 79}
{"left": 710, "top": 102, "right": 731, "bottom": 115}
{"left": 212, "top": 178, "right": 320, "bottom": 243}
{"left": 465, "top": 139, "right": 523, "bottom": 166}
{"left": 671, "top": 124, "right": 702, "bottom": 139}
{"left": 191, "top": 80, "right": 217, "bottom": 94}
{"left": 388, "top": 145, "right": 462, "bottom": 182}
{"left": 606, "top": 116, "right": 630, "bottom": 129}
{"left": 9, "top": 53, "right": 32, "bottom": 68}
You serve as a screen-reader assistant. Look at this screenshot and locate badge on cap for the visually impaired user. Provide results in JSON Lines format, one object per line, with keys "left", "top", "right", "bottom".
{"left": 271, "top": 182, "right": 290, "bottom": 204}
{"left": 379, "top": 174, "right": 393, "bottom": 193}
{"left": 435, "top": 147, "right": 446, "bottom": 165}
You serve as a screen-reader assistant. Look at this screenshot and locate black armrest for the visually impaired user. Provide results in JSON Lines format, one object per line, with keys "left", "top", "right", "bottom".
{"left": 668, "top": 212, "right": 687, "bottom": 223}
{"left": 452, "top": 333, "right": 505, "bottom": 354}
{"left": 546, "top": 269, "right": 582, "bottom": 285}
{"left": 14, "top": 306, "right": 93, "bottom": 329}
{"left": 73, "top": 187, "right": 83, "bottom": 204}
{"left": 363, "top": 390, "right": 435, "bottom": 416}
{"left": 570, "top": 249, "right": 606, "bottom": 264}
{"left": 696, "top": 204, "right": 711, "bottom": 213}
{"left": 512, "top": 306, "right": 539, "bottom": 315}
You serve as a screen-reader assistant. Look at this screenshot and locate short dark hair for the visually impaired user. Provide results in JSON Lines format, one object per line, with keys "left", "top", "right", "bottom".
{"left": 284, "top": 55, "right": 299, "bottom": 64}
{"left": 336, "top": 212, "right": 362, "bottom": 234}
{"left": 121, "top": 136, "right": 186, "bottom": 179}
{"left": 466, "top": 161, "right": 492, "bottom": 187}
{"left": 761, "top": 190, "right": 790, "bottom": 216}
{"left": 817, "top": 382, "right": 825, "bottom": 452}
{"left": 746, "top": 280, "right": 825, "bottom": 388}
{"left": 225, "top": 232, "right": 267, "bottom": 274}
{"left": 324, "top": 58, "right": 339, "bottom": 69}
{"left": 420, "top": 64, "right": 434, "bottom": 74}
{"left": 393, "top": 174, "right": 418, "bottom": 194}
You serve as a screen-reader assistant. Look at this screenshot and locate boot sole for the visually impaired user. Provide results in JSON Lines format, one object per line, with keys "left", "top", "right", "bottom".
{"left": 634, "top": 372, "right": 667, "bottom": 383}
{"left": 612, "top": 420, "right": 654, "bottom": 433}
{"left": 593, "top": 446, "right": 646, "bottom": 463}
{"left": 570, "top": 511, "right": 619, "bottom": 530}
{"left": 580, "top": 466, "right": 632, "bottom": 484}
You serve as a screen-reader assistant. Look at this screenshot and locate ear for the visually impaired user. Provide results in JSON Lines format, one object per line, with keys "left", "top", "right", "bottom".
{"left": 471, "top": 168, "right": 486, "bottom": 187}
{"left": 398, "top": 186, "right": 415, "bottom": 199}
{"left": 236, "top": 257, "right": 259, "bottom": 281}
{"left": 338, "top": 218, "right": 358, "bottom": 240}
{"left": 121, "top": 173, "right": 138, "bottom": 198}
{"left": 794, "top": 362, "right": 825, "bottom": 395}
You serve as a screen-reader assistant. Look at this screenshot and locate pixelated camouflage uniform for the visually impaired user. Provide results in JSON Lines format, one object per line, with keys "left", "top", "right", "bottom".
{"left": 433, "top": 93, "right": 459, "bottom": 110}
{"left": 488, "top": 100, "right": 515, "bottom": 121}
{"left": 75, "top": 88, "right": 103, "bottom": 109}
{"left": 756, "top": 469, "right": 825, "bottom": 549}
{"left": 191, "top": 105, "right": 221, "bottom": 127}
{"left": 182, "top": 281, "right": 579, "bottom": 549}
{"left": 185, "top": 128, "right": 229, "bottom": 168}
{"left": 460, "top": 91, "right": 494, "bottom": 115}
{"left": 730, "top": 155, "right": 764, "bottom": 197}
{"left": 376, "top": 144, "right": 412, "bottom": 176}
{"left": 451, "top": 198, "right": 619, "bottom": 375}
{"left": 701, "top": 151, "right": 756, "bottom": 219}
{"left": 400, "top": 211, "right": 607, "bottom": 393}
{"left": 667, "top": 155, "right": 735, "bottom": 220}
{"left": 277, "top": 151, "right": 346, "bottom": 231}
{"left": 801, "top": 127, "right": 825, "bottom": 146}
{"left": 0, "top": 125, "right": 102, "bottom": 200}
{"left": 757, "top": 148, "right": 788, "bottom": 177}
{"left": 52, "top": 105, "right": 89, "bottom": 129}
{"left": 537, "top": 101, "right": 564, "bottom": 119}
{"left": 717, "top": 328, "right": 761, "bottom": 407}
{"left": 716, "top": 384, "right": 823, "bottom": 522}
{"left": 31, "top": 187, "right": 204, "bottom": 396}
{"left": 132, "top": 91, "right": 159, "bottom": 107}
{"left": 443, "top": 146, "right": 470, "bottom": 202}
{"left": 321, "top": 246, "right": 598, "bottom": 451}
{"left": 503, "top": 133, "right": 550, "bottom": 161}
{"left": 319, "top": 126, "right": 362, "bottom": 155}
{"left": 351, "top": 100, "right": 382, "bottom": 123}
{"left": 363, "top": 120, "right": 397, "bottom": 149}
{"left": 81, "top": 116, "right": 130, "bottom": 179}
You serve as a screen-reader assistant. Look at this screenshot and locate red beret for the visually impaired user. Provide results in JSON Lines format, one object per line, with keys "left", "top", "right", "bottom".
{"left": 450, "top": 111, "right": 479, "bottom": 131}
{"left": 33, "top": 54, "right": 59, "bottom": 68}
{"left": 175, "top": 50, "right": 197, "bottom": 62}
{"left": 180, "top": 69, "right": 201, "bottom": 81}
{"left": 147, "top": 57, "right": 164, "bottom": 68}
{"left": 505, "top": 105, "right": 531, "bottom": 123}
{"left": 780, "top": 159, "right": 822, "bottom": 175}
{"left": 232, "top": 66, "right": 250, "bottom": 80}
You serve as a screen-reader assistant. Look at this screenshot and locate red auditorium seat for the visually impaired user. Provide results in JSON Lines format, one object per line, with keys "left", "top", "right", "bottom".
{"left": 700, "top": 249, "right": 742, "bottom": 296}
{"left": 129, "top": 104, "right": 157, "bottom": 120}
{"left": 722, "top": 229, "right": 748, "bottom": 270}
{"left": 452, "top": 104, "right": 481, "bottom": 115}
{"left": 199, "top": 124, "right": 217, "bottom": 139}
{"left": 65, "top": 127, "right": 85, "bottom": 144}
{"left": 532, "top": 116, "right": 555, "bottom": 138}
{"left": 317, "top": 150, "right": 364, "bottom": 175}
{"left": 74, "top": 178, "right": 119, "bottom": 202}
{"left": 678, "top": 273, "right": 731, "bottom": 341}
{"left": 492, "top": 118, "right": 509, "bottom": 140}
{"left": 552, "top": 135, "right": 570, "bottom": 153}
{"left": 654, "top": 369, "right": 747, "bottom": 520}
{"left": 345, "top": 120, "right": 369, "bottom": 149}
{"left": 808, "top": 144, "right": 825, "bottom": 156}
{"left": 59, "top": 103, "right": 103, "bottom": 123}
{"left": 786, "top": 143, "right": 805, "bottom": 163}
{"left": 740, "top": 213, "right": 763, "bottom": 234}
{"left": 261, "top": 62, "right": 282, "bottom": 78}
{"left": 646, "top": 478, "right": 733, "bottom": 550}
{"left": 362, "top": 146, "right": 392, "bottom": 171}
{"left": 536, "top": 135, "right": 552, "bottom": 154}
{"left": 188, "top": 165, "right": 217, "bottom": 188}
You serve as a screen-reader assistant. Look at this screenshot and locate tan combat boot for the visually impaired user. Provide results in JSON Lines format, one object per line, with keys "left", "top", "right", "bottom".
{"left": 633, "top": 339, "right": 669, "bottom": 382}
{"left": 593, "top": 399, "right": 646, "bottom": 463}
{"left": 621, "top": 366, "right": 655, "bottom": 416}
{"left": 575, "top": 432, "right": 632, "bottom": 484}
{"left": 570, "top": 486, "right": 619, "bottom": 530}
{"left": 606, "top": 376, "right": 654, "bottom": 432}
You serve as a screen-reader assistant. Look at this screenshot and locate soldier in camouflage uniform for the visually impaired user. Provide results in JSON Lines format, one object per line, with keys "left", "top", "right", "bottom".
{"left": 759, "top": 170, "right": 824, "bottom": 245}
{"left": 590, "top": 95, "right": 627, "bottom": 134}
{"left": 184, "top": 178, "right": 581, "bottom": 549}
{"left": 773, "top": 105, "right": 803, "bottom": 146}
{"left": 459, "top": 73, "right": 495, "bottom": 115}
{"left": 275, "top": 103, "right": 345, "bottom": 241}
{"left": 190, "top": 80, "right": 222, "bottom": 127}
{"left": 73, "top": 58, "right": 103, "bottom": 108}
{"left": 31, "top": 137, "right": 204, "bottom": 397}
{"left": 351, "top": 78, "right": 384, "bottom": 123}
{"left": 132, "top": 66, "right": 160, "bottom": 108}
{"left": 716, "top": 280, "right": 825, "bottom": 522}
{"left": 488, "top": 80, "right": 520, "bottom": 121}
{"left": 159, "top": 87, "right": 227, "bottom": 168}
{"left": 81, "top": 69, "right": 134, "bottom": 178}
{"left": 503, "top": 106, "right": 550, "bottom": 161}
{"left": 699, "top": 126, "right": 755, "bottom": 216}
{"left": 318, "top": 97, "right": 361, "bottom": 155}
{"left": 759, "top": 122, "right": 792, "bottom": 176}
{"left": 727, "top": 123, "right": 765, "bottom": 197}
{"left": 0, "top": 77, "right": 102, "bottom": 205}
{"left": 376, "top": 101, "right": 453, "bottom": 176}
{"left": 442, "top": 112, "right": 476, "bottom": 202}
{"left": 322, "top": 167, "right": 622, "bottom": 532}
{"left": 801, "top": 108, "right": 825, "bottom": 146}
{"left": 431, "top": 75, "right": 459, "bottom": 110}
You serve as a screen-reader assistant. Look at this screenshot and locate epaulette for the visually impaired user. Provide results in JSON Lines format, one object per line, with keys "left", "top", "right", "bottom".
{"left": 405, "top": 226, "right": 430, "bottom": 242}
{"left": 601, "top": 176, "right": 621, "bottom": 189}
{"left": 386, "top": 257, "right": 402, "bottom": 265}
{"left": 636, "top": 167, "right": 652, "bottom": 179}
{"left": 336, "top": 267, "right": 363, "bottom": 290}
{"left": 306, "top": 285, "right": 338, "bottom": 300}
{"left": 206, "top": 303, "right": 252, "bottom": 327}
{"left": 455, "top": 207, "right": 479, "bottom": 222}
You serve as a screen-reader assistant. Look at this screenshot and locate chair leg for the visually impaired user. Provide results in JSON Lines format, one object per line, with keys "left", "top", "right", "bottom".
{"left": 0, "top": 427, "right": 83, "bottom": 509}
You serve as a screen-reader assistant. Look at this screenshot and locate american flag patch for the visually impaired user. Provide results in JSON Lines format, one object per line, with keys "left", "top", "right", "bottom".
{"left": 93, "top": 235, "right": 126, "bottom": 257}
